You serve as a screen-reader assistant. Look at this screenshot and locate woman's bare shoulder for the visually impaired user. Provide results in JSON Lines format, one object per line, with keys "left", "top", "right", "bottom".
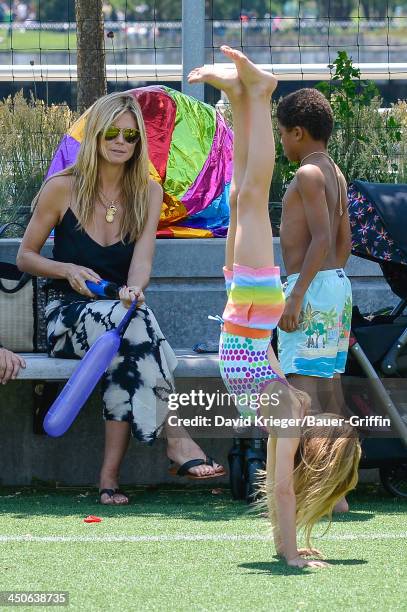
{"left": 148, "top": 179, "right": 163, "bottom": 198}
{"left": 36, "top": 174, "right": 74, "bottom": 216}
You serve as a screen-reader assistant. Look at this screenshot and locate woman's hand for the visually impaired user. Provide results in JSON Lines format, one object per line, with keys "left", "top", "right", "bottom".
{"left": 64, "top": 263, "right": 102, "bottom": 298}
{"left": 119, "top": 285, "right": 145, "bottom": 309}
{"left": 0, "top": 348, "right": 26, "bottom": 384}
{"left": 287, "top": 555, "right": 330, "bottom": 569}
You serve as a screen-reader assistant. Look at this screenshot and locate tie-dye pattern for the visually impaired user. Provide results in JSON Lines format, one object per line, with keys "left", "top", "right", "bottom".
{"left": 45, "top": 298, "right": 178, "bottom": 443}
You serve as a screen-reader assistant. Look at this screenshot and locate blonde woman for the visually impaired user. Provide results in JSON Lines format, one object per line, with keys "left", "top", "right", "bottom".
{"left": 17, "top": 92, "right": 224, "bottom": 505}
{"left": 189, "top": 47, "right": 360, "bottom": 567}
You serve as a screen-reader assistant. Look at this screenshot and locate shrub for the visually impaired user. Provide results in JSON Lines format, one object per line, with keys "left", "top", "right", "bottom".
{"left": 0, "top": 91, "right": 77, "bottom": 232}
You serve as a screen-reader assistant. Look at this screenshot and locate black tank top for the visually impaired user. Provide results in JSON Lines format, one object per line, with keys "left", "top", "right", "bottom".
{"left": 49, "top": 207, "right": 135, "bottom": 294}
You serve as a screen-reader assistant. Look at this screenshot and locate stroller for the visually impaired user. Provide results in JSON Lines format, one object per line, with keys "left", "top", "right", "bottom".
{"left": 228, "top": 180, "right": 407, "bottom": 501}
{"left": 344, "top": 180, "right": 407, "bottom": 497}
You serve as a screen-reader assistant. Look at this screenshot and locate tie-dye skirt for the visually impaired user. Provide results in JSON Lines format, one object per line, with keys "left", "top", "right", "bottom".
{"left": 45, "top": 298, "right": 178, "bottom": 443}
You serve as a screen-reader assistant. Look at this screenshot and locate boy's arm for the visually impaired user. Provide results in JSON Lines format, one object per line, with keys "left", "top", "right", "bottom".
{"left": 336, "top": 200, "right": 352, "bottom": 268}
{"left": 279, "top": 165, "right": 331, "bottom": 333}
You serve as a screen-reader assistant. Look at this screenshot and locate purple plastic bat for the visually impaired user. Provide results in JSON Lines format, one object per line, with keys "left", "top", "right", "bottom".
{"left": 43, "top": 300, "right": 137, "bottom": 437}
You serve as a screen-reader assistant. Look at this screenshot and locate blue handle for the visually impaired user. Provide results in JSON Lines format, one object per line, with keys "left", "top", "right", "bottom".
{"left": 86, "top": 280, "right": 119, "bottom": 298}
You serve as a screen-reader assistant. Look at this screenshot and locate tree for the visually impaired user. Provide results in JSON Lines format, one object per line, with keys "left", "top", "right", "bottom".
{"left": 75, "top": 0, "right": 106, "bottom": 113}
{"left": 39, "top": 0, "right": 76, "bottom": 21}
{"left": 315, "top": 0, "right": 355, "bottom": 19}
{"left": 361, "top": 0, "right": 397, "bottom": 18}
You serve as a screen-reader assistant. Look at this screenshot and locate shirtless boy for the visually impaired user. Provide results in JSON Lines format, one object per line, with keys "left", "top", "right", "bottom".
{"left": 277, "top": 89, "right": 353, "bottom": 510}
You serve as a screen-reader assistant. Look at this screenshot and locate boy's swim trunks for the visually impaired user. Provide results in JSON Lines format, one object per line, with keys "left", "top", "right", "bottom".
{"left": 278, "top": 268, "right": 352, "bottom": 378}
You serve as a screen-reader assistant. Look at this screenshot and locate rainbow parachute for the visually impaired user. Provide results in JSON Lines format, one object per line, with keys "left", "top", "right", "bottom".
{"left": 47, "top": 86, "right": 233, "bottom": 238}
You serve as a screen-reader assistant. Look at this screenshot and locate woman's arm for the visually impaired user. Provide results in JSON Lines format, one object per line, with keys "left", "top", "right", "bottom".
{"left": 127, "top": 180, "right": 163, "bottom": 289}
{"left": 17, "top": 177, "right": 70, "bottom": 278}
{"left": 17, "top": 176, "right": 101, "bottom": 297}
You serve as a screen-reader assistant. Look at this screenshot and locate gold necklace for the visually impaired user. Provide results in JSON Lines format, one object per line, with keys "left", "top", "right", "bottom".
{"left": 299, "top": 151, "right": 343, "bottom": 216}
{"left": 99, "top": 189, "right": 121, "bottom": 223}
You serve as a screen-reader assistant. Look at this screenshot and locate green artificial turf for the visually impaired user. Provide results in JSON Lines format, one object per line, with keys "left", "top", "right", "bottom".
{"left": 0, "top": 485, "right": 406, "bottom": 611}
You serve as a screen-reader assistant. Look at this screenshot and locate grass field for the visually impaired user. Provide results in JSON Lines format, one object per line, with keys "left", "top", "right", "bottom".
{"left": 0, "top": 31, "right": 77, "bottom": 52}
{"left": 0, "top": 484, "right": 406, "bottom": 611}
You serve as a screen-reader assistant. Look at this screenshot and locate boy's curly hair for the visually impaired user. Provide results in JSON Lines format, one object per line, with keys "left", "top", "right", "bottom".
{"left": 277, "top": 88, "right": 334, "bottom": 144}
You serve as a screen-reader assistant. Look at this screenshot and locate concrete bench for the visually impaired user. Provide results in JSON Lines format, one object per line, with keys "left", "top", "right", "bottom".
{"left": 16, "top": 349, "right": 220, "bottom": 380}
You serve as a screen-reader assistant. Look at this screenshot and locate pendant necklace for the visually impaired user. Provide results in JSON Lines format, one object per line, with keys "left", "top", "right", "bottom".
{"left": 300, "top": 151, "right": 343, "bottom": 216}
{"left": 99, "top": 189, "right": 120, "bottom": 223}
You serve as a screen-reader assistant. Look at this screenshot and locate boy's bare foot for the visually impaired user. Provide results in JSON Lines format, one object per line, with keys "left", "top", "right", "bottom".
{"left": 187, "top": 65, "right": 243, "bottom": 99}
{"left": 220, "top": 45, "right": 277, "bottom": 96}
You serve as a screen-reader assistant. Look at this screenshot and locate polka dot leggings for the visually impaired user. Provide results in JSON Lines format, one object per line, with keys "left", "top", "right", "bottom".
{"left": 219, "top": 331, "right": 287, "bottom": 418}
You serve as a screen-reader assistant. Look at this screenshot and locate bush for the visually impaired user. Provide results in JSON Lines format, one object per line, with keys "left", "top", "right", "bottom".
{"left": 0, "top": 91, "right": 77, "bottom": 232}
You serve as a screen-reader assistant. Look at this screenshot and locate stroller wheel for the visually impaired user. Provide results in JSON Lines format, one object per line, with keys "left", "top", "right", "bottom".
{"left": 228, "top": 442, "right": 246, "bottom": 500}
{"left": 379, "top": 464, "right": 407, "bottom": 498}
{"left": 245, "top": 459, "right": 264, "bottom": 504}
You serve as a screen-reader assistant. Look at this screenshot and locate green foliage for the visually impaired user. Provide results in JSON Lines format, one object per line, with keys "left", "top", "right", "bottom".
{"left": 316, "top": 50, "right": 406, "bottom": 184}
{"left": 0, "top": 91, "right": 77, "bottom": 231}
{"left": 38, "top": 0, "right": 76, "bottom": 21}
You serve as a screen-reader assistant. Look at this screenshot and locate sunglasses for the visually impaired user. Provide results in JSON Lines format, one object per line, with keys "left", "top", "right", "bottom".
{"left": 104, "top": 125, "right": 140, "bottom": 144}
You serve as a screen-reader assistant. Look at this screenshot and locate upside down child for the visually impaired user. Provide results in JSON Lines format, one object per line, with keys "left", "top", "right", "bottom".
{"left": 189, "top": 46, "right": 361, "bottom": 568}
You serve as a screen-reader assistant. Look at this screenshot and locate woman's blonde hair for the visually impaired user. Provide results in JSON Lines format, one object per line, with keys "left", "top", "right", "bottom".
{"left": 262, "top": 414, "right": 361, "bottom": 548}
{"left": 33, "top": 91, "right": 150, "bottom": 242}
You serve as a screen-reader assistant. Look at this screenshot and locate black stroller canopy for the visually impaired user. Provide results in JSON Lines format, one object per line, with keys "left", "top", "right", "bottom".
{"left": 349, "top": 180, "right": 407, "bottom": 264}
{"left": 354, "top": 181, "right": 407, "bottom": 256}
{"left": 348, "top": 181, "right": 407, "bottom": 300}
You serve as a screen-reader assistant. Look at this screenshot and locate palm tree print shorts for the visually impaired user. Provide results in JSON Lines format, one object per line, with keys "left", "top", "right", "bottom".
{"left": 278, "top": 269, "right": 352, "bottom": 378}
{"left": 45, "top": 298, "right": 178, "bottom": 443}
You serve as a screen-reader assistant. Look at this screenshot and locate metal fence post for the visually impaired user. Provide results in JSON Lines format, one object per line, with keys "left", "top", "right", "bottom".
{"left": 182, "top": 0, "right": 205, "bottom": 101}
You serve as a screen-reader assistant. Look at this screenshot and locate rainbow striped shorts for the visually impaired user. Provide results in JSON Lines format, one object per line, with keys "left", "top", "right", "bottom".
{"left": 219, "top": 264, "right": 286, "bottom": 418}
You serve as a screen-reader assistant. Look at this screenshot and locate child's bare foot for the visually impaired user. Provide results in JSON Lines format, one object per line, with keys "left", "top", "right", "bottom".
{"left": 187, "top": 65, "right": 243, "bottom": 99}
{"left": 333, "top": 497, "right": 349, "bottom": 513}
{"left": 220, "top": 45, "right": 277, "bottom": 96}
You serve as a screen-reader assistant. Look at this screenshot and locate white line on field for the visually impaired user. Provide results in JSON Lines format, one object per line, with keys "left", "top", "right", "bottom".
{"left": 0, "top": 533, "right": 405, "bottom": 543}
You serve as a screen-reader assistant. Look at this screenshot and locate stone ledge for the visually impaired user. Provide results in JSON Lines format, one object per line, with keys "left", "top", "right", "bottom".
{"left": 16, "top": 349, "right": 220, "bottom": 380}
{"left": 0, "top": 237, "right": 384, "bottom": 278}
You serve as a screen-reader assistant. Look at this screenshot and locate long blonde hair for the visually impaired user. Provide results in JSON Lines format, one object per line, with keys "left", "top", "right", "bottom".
{"left": 33, "top": 91, "right": 150, "bottom": 242}
{"left": 262, "top": 414, "right": 361, "bottom": 548}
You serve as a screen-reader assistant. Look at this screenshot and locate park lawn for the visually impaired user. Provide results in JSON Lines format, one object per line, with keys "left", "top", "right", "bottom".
{"left": 0, "top": 484, "right": 406, "bottom": 611}
{"left": 0, "top": 30, "right": 77, "bottom": 52}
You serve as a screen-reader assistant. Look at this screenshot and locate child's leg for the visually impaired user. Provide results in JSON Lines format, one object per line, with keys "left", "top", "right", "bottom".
{"left": 221, "top": 46, "right": 277, "bottom": 269}
{"left": 188, "top": 64, "right": 250, "bottom": 270}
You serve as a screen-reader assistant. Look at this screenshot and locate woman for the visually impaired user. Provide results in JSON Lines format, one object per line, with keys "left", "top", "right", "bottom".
{"left": 17, "top": 91, "right": 224, "bottom": 505}
{"left": 0, "top": 346, "right": 25, "bottom": 384}
{"left": 189, "top": 47, "right": 360, "bottom": 568}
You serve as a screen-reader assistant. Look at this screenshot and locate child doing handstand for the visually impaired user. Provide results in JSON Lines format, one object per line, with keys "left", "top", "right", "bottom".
{"left": 189, "top": 46, "right": 361, "bottom": 568}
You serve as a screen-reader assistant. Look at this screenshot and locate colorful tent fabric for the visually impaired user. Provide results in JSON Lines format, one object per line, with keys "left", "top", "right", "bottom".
{"left": 47, "top": 86, "right": 233, "bottom": 238}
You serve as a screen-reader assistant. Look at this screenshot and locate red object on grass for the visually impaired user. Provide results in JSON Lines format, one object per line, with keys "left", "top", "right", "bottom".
{"left": 83, "top": 515, "right": 102, "bottom": 523}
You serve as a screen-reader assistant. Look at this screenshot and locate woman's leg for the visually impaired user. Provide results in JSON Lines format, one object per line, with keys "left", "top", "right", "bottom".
{"left": 99, "top": 422, "right": 130, "bottom": 504}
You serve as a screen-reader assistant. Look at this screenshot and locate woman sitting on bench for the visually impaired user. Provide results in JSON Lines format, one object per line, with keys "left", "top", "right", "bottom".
{"left": 17, "top": 91, "right": 225, "bottom": 505}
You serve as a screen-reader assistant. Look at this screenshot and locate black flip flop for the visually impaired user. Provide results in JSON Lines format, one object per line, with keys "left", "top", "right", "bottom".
{"left": 168, "top": 456, "right": 226, "bottom": 480}
{"left": 99, "top": 488, "right": 129, "bottom": 504}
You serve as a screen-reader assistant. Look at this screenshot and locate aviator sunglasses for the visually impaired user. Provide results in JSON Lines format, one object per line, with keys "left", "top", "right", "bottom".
{"left": 103, "top": 124, "right": 140, "bottom": 144}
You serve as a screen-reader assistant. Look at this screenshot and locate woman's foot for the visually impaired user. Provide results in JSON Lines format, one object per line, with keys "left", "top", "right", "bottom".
{"left": 220, "top": 45, "right": 278, "bottom": 96}
{"left": 99, "top": 471, "right": 129, "bottom": 505}
{"left": 167, "top": 437, "right": 224, "bottom": 478}
{"left": 188, "top": 64, "right": 243, "bottom": 99}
